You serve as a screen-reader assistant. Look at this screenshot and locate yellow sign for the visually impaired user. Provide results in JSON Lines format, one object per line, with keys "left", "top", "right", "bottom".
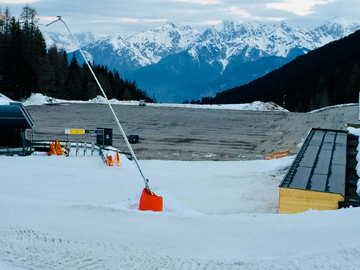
{"left": 65, "top": 129, "right": 103, "bottom": 135}
{"left": 65, "top": 129, "right": 85, "bottom": 134}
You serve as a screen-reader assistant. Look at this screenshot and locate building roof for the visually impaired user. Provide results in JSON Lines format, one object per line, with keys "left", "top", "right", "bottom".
{"left": 0, "top": 102, "right": 34, "bottom": 129}
{"left": 279, "top": 128, "right": 347, "bottom": 196}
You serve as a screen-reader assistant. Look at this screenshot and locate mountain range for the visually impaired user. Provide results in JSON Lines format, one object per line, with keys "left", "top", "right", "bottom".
{"left": 43, "top": 17, "right": 360, "bottom": 103}
{"left": 202, "top": 28, "right": 360, "bottom": 112}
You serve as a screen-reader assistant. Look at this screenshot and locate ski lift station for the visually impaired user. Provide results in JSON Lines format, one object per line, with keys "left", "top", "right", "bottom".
{"left": 279, "top": 128, "right": 360, "bottom": 213}
{"left": 0, "top": 102, "right": 34, "bottom": 155}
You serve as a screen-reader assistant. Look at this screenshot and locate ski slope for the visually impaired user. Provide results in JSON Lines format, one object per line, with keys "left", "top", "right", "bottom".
{"left": 1, "top": 148, "right": 360, "bottom": 269}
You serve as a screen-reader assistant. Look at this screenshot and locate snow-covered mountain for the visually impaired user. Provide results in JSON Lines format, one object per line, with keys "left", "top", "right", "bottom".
{"left": 43, "top": 31, "right": 103, "bottom": 52}
{"left": 191, "top": 17, "right": 360, "bottom": 72}
{"left": 69, "top": 22, "right": 200, "bottom": 75}
{"left": 58, "top": 17, "right": 360, "bottom": 102}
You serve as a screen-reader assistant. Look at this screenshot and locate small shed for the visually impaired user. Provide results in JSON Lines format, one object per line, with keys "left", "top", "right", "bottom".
{"left": 279, "top": 128, "right": 347, "bottom": 214}
{"left": 0, "top": 102, "right": 34, "bottom": 153}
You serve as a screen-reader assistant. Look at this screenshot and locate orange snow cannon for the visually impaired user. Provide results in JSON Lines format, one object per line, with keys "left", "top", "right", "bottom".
{"left": 139, "top": 188, "right": 163, "bottom": 212}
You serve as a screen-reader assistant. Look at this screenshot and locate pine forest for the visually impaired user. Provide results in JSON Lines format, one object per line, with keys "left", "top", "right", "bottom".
{"left": 0, "top": 5, "right": 152, "bottom": 102}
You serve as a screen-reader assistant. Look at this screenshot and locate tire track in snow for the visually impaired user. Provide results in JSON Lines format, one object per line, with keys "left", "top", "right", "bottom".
{"left": 0, "top": 229, "right": 251, "bottom": 269}
{"left": 0, "top": 229, "right": 107, "bottom": 269}
{"left": 2, "top": 229, "right": 358, "bottom": 269}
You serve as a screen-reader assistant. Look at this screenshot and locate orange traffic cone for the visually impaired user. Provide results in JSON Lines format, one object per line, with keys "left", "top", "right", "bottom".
{"left": 105, "top": 154, "right": 114, "bottom": 166}
{"left": 114, "top": 150, "right": 122, "bottom": 167}
{"left": 139, "top": 188, "right": 163, "bottom": 212}
{"left": 55, "top": 140, "right": 64, "bottom": 156}
{"left": 47, "top": 142, "right": 56, "bottom": 156}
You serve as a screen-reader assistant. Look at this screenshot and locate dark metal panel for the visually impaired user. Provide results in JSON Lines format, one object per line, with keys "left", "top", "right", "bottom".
{"left": 335, "top": 132, "right": 348, "bottom": 145}
{"left": 323, "top": 132, "right": 336, "bottom": 142}
{"left": 309, "top": 173, "right": 328, "bottom": 192}
{"left": 322, "top": 142, "right": 334, "bottom": 150}
{"left": 289, "top": 167, "right": 312, "bottom": 189}
{"left": 332, "top": 143, "right": 347, "bottom": 166}
{"left": 327, "top": 164, "right": 346, "bottom": 195}
{"left": 298, "top": 145, "right": 319, "bottom": 167}
{"left": 321, "top": 132, "right": 335, "bottom": 150}
{"left": 313, "top": 149, "right": 332, "bottom": 175}
{"left": 309, "top": 130, "right": 325, "bottom": 146}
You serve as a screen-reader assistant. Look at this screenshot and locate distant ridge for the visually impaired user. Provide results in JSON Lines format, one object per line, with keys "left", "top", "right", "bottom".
{"left": 201, "top": 29, "right": 360, "bottom": 112}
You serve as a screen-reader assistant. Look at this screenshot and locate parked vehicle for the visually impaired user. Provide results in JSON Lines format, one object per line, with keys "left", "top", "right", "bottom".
{"left": 127, "top": 134, "right": 139, "bottom": 144}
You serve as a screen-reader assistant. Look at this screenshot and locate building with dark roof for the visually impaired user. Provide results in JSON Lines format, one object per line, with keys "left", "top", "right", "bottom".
{"left": 0, "top": 102, "right": 34, "bottom": 155}
{"left": 279, "top": 128, "right": 360, "bottom": 213}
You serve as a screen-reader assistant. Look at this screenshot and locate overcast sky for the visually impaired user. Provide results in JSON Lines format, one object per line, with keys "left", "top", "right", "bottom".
{"left": 1, "top": 0, "right": 359, "bottom": 37}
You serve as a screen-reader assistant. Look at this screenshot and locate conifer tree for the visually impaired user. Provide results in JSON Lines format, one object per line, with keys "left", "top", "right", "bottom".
{"left": 65, "top": 54, "right": 82, "bottom": 100}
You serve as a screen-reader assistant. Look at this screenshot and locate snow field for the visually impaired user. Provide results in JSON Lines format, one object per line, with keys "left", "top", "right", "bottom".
{"left": 1, "top": 152, "right": 360, "bottom": 269}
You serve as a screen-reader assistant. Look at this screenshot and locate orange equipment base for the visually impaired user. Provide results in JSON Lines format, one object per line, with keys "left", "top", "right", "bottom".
{"left": 139, "top": 188, "right": 163, "bottom": 212}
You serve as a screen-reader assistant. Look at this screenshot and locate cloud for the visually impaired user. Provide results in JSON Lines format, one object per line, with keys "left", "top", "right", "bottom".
{"left": 174, "top": 0, "right": 219, "bottom": 4}
{"left": 4, "top": 0, "right": 359, "bottom": 38}
{"left": 116, "top": 17, "right": 139, "bottom": 23}
{"left": 143, "top": 18, "right": 168, "bottom": 23}
{"left": 204, "top": 20, "right": 222, "bottom": 25}
{"left": 228, "top": 6, "right": 251, "bottom": 17}
{"left": 267, "top": 0, "right": 335, "bottom": 16}
{"left": 0, "top": 0, "right": 38, "bottom": 3}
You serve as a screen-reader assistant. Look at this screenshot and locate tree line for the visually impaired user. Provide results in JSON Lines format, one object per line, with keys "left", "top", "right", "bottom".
{"left": 0, "top": 5, "right": 152, "bottom": 102}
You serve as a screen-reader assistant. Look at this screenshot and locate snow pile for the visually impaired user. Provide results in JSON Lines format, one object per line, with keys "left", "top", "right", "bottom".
{"left": 347, "top": 127, "right": 360, "bottom": 196}
{"left": 0, "top": 93, "right": 14, "bottom": 105}
{"left": 240, "top": 101, "right": 286, "bottom": 111}
{"left": 21, "top": 93, "right": 67, "bottom": 106}
{"left": 88, "top": 95, "right": 108, "bottom": 104}
{"left": 88, "top": 96, "right": 139, "bottom": 106}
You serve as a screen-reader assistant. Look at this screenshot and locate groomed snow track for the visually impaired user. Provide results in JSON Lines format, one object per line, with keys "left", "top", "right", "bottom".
{"left": 1, "top": 229, "right": 360, "bottom": 270}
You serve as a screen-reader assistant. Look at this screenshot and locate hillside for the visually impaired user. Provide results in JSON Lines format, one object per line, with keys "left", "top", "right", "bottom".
{"left": 202, "top": 30, "right": 360, "bottom": 112}
{"left": 132, "top": 54, "right": 294, "bottom": 103}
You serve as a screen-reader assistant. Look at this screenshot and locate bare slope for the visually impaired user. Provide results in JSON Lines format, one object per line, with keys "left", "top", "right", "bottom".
{"left": 26, "top": 103, "right": 359, "bottom": 161}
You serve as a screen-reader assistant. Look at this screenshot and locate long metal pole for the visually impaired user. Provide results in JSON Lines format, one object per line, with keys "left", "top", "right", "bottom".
{"left": 46, "top": 17, "right": 151, "bottom": 192}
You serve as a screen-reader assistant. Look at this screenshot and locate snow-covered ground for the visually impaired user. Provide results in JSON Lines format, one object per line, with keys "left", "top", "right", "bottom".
{"left": 21, "top": 93, "right": 289, "bottom": 112}
{"left": 1, "top": 150, "right": 360, "bottom": 269}
{"left": 1, "top": 93, "right": 360, "bottom": 269}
